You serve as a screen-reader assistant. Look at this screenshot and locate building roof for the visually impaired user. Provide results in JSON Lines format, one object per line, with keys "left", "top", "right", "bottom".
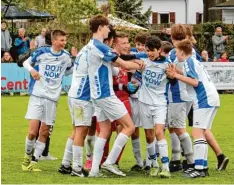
{"left": 209, "top": 0, "right": 234, "bottom": 10}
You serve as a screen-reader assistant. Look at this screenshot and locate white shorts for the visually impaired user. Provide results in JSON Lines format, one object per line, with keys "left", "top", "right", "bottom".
{"left": 186, "top": 101, "right": 193, "bottom": 115}
{"left": 129, "top": 97, "right": 141, "bottom": 127}
{"left": 193, "top": 107, "right": 218, "bottom": 129}
{"left": 168, "top": 102, "right": 187, "bottom": 128}
{"left": 93, "top": 95, "right": 128, "bottom": 122}
{"left": 139, "top": 101, "right": 167, "bottom": 129}
{"left": 25, "top": 96, "right": 57, "bottom": 125}
{"left": 68, "top": 98, "right": 94, "bottom": 127}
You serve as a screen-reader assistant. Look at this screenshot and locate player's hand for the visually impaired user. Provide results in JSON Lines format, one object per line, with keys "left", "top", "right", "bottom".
{"left": 127, "top": 82, "right": 139, "bottom": 94}
{"left": 166, "top": 64, "right": 176, "bottom": 79}
{"left": 112, "top": 49, "right": 120, "bottom": 56}
{"left": 30, "top": 69, "right": 40, "bottom": 80}
{"left": 134, "top": 60, "right": 145, "bottom": 70}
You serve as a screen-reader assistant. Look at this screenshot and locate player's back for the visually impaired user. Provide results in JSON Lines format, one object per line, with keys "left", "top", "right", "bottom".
{"left": 87, "top": 39, "right": 116, "bottom": 100}
{"left": 168, "top": 48, "right": 192, "bottom": 103}
{"left": 184, "top": 57, "right": 220, "bottom": 109}
{"left": 68, "top": 45, "right": 90, "bottom": 101}
{"left": 29, "top": 46, "right": 71, "bottom": 101}
{"left": 138, "top": 56, "right": 169, "bottom": 106}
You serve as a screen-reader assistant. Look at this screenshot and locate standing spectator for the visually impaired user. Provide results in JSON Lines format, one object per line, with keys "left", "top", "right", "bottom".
{"left": 212, "top": 27, "right": 228, "bottom": 59}
{"left": 1, "top": 20, "right": 12, "bottom": 57}
{"left": 218, "top": 52, "right": 229, "bottom": 62}
{"left": 14, "top": 28, "right": 30, "bottom": 56}
{"left": 1, "top": 51, "right": 13, "bottom": 63}
{"left": 35, "top": 28, "right": 47, "bottom": 48}
{"left": 200, "top": 50, "right": 212, "bottom": 62}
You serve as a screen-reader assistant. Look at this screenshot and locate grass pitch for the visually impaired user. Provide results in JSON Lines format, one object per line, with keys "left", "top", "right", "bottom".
{"left": 1, "top": 95, "right": 234, "bottom": 184}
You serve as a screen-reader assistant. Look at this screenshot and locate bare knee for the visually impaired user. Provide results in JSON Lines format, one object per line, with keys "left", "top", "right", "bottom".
{"left": 155, "top": 128, "right": 164, "bottom": 140}
{"left": 145, "top": 129, "right": 154, "bottom": 143}
{"left": 174, "top": 128, "right": 186, "bottom": 136}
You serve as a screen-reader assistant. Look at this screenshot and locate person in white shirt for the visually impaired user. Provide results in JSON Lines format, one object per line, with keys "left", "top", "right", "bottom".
{"left": 87, "top": 15, "right": 144, "bottom": 177}
{"left": 134, "top": 36, "right": 171, "bottom": 178}
{"left": 166, "top": 39, "right": 220, "bottom": 178}
{"left": 35, "top": 28, "right": 47, "bottom": 48}
{"left": 21, "top": 30, "right": 73, "bottom": 172}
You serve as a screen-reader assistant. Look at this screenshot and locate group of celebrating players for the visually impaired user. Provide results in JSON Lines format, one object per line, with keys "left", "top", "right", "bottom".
{"left": 21, "top": 14, "right": 229, "bottom": 179}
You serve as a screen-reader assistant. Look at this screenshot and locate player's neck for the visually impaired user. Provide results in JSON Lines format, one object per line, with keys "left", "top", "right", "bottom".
{"left": 92, "top": 33, "right": 104, "bottom": 43}
{"left": 51, "top": 46, "right": 62, "bottom": 53}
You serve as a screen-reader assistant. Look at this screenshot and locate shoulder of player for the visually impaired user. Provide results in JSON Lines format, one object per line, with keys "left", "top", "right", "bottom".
{"left": 92, "top": 38, "right": 110, "bottom": 54}
{"left": 62, "top": 49, "right": 71, "bottom": 57}
{"left": 31, "top": 46, "right": 51, "bottom": 58}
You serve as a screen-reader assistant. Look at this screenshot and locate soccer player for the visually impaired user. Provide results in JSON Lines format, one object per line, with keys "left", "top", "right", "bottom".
{"left": 68, "top": 42, "right": 95, "bottom": 177}
{"left": 129, "top": 33, "right": 148, "bottom": 172}
{"left": 167, "top": 24, "right": 194, "bottom": 172}
{"left": 134, "top": 36, "right": 171, "bottom": 178}
{"left": 166, "top": 39, "right": 220, "bottom": 178}
{"left": 87, "top": 15, "right": 144, "bottom": 177}
{"left": 21, "top": 30, "right": 73, "bottom": 172}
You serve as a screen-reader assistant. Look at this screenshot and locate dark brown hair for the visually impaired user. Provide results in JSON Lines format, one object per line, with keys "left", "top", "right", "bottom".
{"left": 161, "top": 41, "right": 173, "bottom": 54}
{"left": 171, "top": 24, "right": 186, "bottom": 41}
{"left": 89, "top": 15, "right": 109, "bottom": 33}
{"left": 176, "top": 39, "right": 193, "bottom": 55}
{"left": 51, "top": 30, "right": 67, "bottom": 40}
{"left": 134, "top": 33, "right": 148, "bottom": 44}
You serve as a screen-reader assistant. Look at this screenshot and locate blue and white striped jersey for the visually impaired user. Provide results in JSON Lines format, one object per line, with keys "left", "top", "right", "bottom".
{"left": 136, "top": 53, "right": 170, "bottom": 106}
{"left": 184, "top": 57, "right": 220, "bottom": 109}
{"left": 167, "top": 48, "right": 198, "bottom": 103}
{"left": 68, "top": 44, "right": 90, "bottom": 101}
{"left": 28, "top": 47, "right": 72, "bottom": 102}
{"left": 87, "top": 39, "right": 118, "bottom": 100}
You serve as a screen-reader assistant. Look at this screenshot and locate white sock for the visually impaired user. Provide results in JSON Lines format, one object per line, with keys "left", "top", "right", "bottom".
{"left": 194, "top": 138, "right": 206, "bottom": 170}
{"left": 105, "top": 133, "right": 128, "bottom": 165}
{"left": 204, "top": 140, "right": 208, "bottom": 169}
{"left": 158, "top": 139, "right": 169, "bottom": 171}
{"left": 132, "top": 138, "right": 143, "bottom": 167}
{"left": 25, "top": 137, "right": 35, "bottom": 155}
{"left": 90, "top": 137, "right": 106, "bottom": 174}
{"left": 170, "top": 133, "right": 181, "bottom": 161}
{"left": 34, "top": 140, "right": 45, "bottom": 160}
{"left": 179, "top": 132, "right": 194, "bottom": 164}
{"left": 62, "top": 138, "right": 73, "bottom": 167}
{"left": 72, "top": 145, "right": 83, "bottom": 171}
{"left": 147, "top": 141, "right": 159, "bottom": 168}
{"left": 85, "top": 135, "right": 96, "bottom": 160}
{"left": 145, "top": 150, "right": 151, "bottom": 167}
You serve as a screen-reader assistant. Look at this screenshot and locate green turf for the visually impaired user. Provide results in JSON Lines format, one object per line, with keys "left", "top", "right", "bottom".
{"left": 1, "top": 95, "right": 234, "bottom": 184}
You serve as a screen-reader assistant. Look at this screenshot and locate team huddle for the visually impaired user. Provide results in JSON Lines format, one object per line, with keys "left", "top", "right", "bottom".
{"left": 21, "top": 15, "right": 229, "bottom": 179}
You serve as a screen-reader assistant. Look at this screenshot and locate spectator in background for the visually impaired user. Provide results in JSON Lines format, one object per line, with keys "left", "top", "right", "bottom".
{"left": 1, "top": 51, "right": 13, "bottom": 63}
{"left": 218, "top": 51, "right": 229, "bottom": 62}
{"left": 212, "top": 27, "right": 228, "bottom": 59}
{"left": 35, "top": 28, "right": 47, "bottom": 48}
{"left": 14, "top": 28, "right": 30, "bottom": 56}
{"left": 1, "top": 20, "right": 12, "bottom": 57}
{"left": 165, "top": 28, "right": 172, "bottom": 43}
{"left": 200, "top": 50, "right": 212, "bottom": 62}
